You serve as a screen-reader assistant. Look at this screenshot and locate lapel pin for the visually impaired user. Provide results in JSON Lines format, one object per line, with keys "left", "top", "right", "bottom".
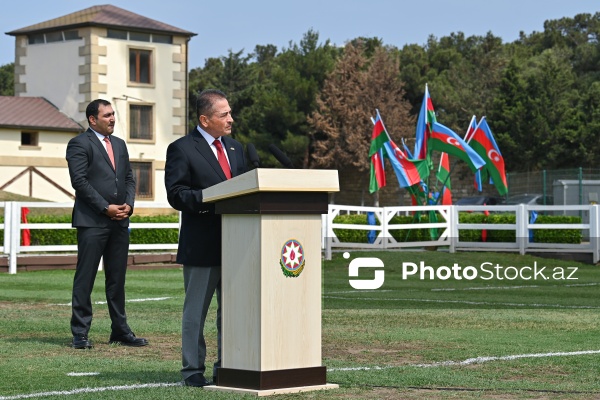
{"left": 230, "top": 147, "right": 235, "bottom": 151}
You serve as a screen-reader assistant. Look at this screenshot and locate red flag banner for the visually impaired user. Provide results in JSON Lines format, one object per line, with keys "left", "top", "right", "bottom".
{"left": 21, "top": 207, "right": 31, "bottom": 246}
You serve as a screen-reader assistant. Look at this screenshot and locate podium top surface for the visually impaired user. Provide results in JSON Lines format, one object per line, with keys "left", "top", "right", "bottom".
{"left": 203, "top": 168, "right": 339, "bottom": 203}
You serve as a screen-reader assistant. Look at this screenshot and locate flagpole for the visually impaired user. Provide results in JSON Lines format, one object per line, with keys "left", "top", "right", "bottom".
{"left": 465, "top": 115, "right": 481, "bottom": 144}
{"left": 432, "top": 160, "right": 460, "bottom": 206}
{"left": 375, "top": 109, "right": 394, "bottom": 142}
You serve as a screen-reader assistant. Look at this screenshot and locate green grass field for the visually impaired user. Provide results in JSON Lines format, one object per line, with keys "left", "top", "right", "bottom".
{"left": 0, "top": 250, "right": 599, "bottom": 399}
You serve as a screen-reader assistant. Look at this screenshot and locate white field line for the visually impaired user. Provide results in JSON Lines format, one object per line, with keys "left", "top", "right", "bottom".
{"left": 0, "top": 382, "right": 181, "bottom": 400}
{"left": 413, "top": 350, "right": 600, "bottom": 367}
{"left": 3, "top": 350, "right": 600, "bottom": 399}
{"left": 432, "top": 282, "right": 600, "bottom": 291}
{"left": 50, "top": 297, "right": 172, "bottom": 306}
{"left": 325, "top": 283, "right": 600, "bottom": 294}
{"left": 324, "top": 295, "right": 600, "bottom": 309}
{"left": 66, "top": 372, "right": 99, "bottom": 377}
{"left": 329, "top": 349, "right": 600, "bottom": 371}
{"left": 326, "top": 290, "right": 394, "bottom": 294}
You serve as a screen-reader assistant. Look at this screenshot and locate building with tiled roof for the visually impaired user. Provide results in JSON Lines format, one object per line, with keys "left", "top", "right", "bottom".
{"left": 0, "top": 96, "right": 84, "bottom": 200}
{"left": 2, "top": 5, "right": 196, "bottom": 202}
{"left": 6, "top": 4, "right": 194, "bottom": 37}
{"left": 0, "top": 96, "right": 83, "bottom": 131}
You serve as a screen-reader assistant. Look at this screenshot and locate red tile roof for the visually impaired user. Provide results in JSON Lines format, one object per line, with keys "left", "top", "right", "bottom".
{"left": 0, "top": 96, "right": 84, "bottom": 132}
{"left": 6, "top": 4, "right": 195, "bottom": 37}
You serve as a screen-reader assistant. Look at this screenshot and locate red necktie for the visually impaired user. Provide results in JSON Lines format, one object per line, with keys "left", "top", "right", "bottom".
{"left": 213, "top": 139, "right": 232, "bottom": 179}
{"left": 103, "top": 136, "right": 116, "bottom": 169}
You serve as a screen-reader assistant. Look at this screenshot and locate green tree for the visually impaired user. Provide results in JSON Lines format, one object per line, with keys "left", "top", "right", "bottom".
{"left": 309, "top": 41, "right": 414, "bottom": 173}
{"left": 187, "top": 50, "right": 252, "bottom": 131}
{"left": 0, "top": 63, "right": 14, "bottom": 96}
{"left": 234, "top": 30, "right": 339, "bottom": 167}
{"left": 489, "top": 59, "right": 529, "bottom": 169}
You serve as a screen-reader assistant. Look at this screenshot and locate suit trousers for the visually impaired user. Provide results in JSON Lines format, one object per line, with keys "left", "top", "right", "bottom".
{"left": 70, "top": 224, "right": 131, "bottom": 337}
{"left": 181, "top": 265, "right": 222, "bottom": 380}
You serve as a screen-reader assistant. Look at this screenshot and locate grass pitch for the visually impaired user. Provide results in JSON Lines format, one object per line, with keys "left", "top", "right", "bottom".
{"left": 0, "top": 250, "right": 599, "bottom": 399}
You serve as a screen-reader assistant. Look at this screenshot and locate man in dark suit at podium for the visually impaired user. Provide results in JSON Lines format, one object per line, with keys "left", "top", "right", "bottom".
{"left": 165, "top": 89, "right": 247, "bottom": 387}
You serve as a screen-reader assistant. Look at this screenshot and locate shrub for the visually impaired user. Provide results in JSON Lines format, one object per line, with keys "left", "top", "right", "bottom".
{"left": 333, "top": 213, "right": 440, "bottom": 243}
{"left": 332, "top": 212, "right": 582, "bottom": 245}
{"left": 457, "top": 212, "right": 581, "bottom": 244}
{"left": 534, "top": 215, "right": 582, "bottom": 244}
{"left": 129, "top": 215, "right": 179, "bottom": 244}
{"left": 23, "top": 214, "right": 179, "bottom": 246}
{"left": 332, "top": 214, "right": 370, "bottom": 243}
{"left": 389, "top": 214, "right": 432, "bottom": 242}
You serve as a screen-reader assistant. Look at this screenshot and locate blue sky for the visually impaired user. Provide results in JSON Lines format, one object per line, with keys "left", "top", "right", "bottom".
{"left": 1, "top": 1, "right": 598, "bottom": 69}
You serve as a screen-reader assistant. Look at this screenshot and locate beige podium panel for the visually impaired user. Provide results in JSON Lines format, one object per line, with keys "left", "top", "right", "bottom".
{"left": 203, "top": 169, "right": 339, "bottom": 395}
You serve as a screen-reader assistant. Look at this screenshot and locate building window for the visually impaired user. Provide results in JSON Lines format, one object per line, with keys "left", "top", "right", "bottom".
{"left": 152, "top": 34, "right": 173, "bottom": 44}
{"left": 107, "top": 29, "right": 172, "bottom": 44}
{"left": 131, "top": 162, "right": 153, "bottom": 199}
{"left": 129, "top": 104, "right": 153, "bottom": 140}
{"left": 129, "top": 32, "right": 150, "bottom": 42}
{"left": 28, "top": 34, "right": 45, "bottom": 44}
{"left": 107, "top": 29, "right": 128, "bottom": 40}
{"left": 63, "top": 30, "right": 80, "bottom": 40}
{"left": 45, "top": 31, "right": 63, "bottom": 43}
{"left": 21, "top": 132, "right": 38, "bottom": 146}
{"left": 129, "top": 49, "right": 152, "bottom": 84}
{"left": 28, "top": 30, "right": 80, "bottom": 44}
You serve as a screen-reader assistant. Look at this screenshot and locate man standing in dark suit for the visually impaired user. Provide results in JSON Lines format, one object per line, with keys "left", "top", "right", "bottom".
{"left": 165, "top": 89, "right": 247, "bottom": 387}
{"left": 66, "top": 99, "right": 148, "bottom": 349}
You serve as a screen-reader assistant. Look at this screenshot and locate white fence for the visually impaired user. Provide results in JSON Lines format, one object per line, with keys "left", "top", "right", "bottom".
{"left": 2, "top": 202, "right": 599, "bottom": 274}
{"left": 1, "top": 202, "right": 179, "bottom": 274}
{"left": 324, "top": 204, "right": 600, "bottom": 263}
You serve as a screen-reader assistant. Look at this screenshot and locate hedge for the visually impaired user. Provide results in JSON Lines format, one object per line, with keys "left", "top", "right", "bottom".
{"left": 19, "top": 214, "right": 179, "bottom": 246}
{"left": 333, "top": 212, "right": 582, "bottom": 244}
{"left": 333, "top": 212, "right": 448, "bottom": 243}
{"left": 0, "top": 212, "right": 585, "bottom": 247}
{"left": 458, "top": 213, "right": 582, "bottom": 244}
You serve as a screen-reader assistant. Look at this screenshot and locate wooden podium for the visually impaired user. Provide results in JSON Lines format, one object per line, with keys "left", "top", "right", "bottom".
{"left": 202, "top": 168, "right": 339, "bottom": 396}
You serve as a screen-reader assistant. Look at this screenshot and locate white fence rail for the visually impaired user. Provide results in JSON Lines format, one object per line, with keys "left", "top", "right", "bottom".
{"left": 1, "top": 202, "right": 179, "bottom": 274}
{"left": 2, "top": 202, "right": 599, "bottom": 274}
{"left": 325, "top": 204, "right": 600, "bottom": 264}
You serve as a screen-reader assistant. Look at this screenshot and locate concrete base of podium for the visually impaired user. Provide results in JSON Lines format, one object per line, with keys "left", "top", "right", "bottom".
{"left": 204, "top": 383, "right": 339, "bottom": 397}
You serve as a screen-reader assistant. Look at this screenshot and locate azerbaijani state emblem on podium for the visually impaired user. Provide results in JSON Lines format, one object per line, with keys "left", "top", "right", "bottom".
{"left": 280, "top": 239, "right": 305, "bottom": 277}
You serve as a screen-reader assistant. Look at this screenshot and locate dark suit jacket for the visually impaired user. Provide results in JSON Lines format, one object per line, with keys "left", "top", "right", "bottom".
{"left": 165, "top": 128, "right": 247, "bottom": 266}
{"left": 66, "top": 128, "right": 135, "bottom": 228}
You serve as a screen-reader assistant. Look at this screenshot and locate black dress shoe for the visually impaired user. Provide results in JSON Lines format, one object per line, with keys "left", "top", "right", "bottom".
{"left": 72, "top": 335, "right": 93, "bottom": 349}
{"left": 184, "top": 373, "right": 212, "bottom": 387}
{"left": 108, "top": 332, "right": 149, "bottom": 347}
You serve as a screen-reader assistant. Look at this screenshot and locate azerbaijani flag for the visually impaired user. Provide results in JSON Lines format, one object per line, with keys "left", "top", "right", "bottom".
{"left": 413, "top": 84, "right": 436, "bottom": 160}
{"left": 369, "top": 148, "right": 386, "bottom": 193}
{"left": 369, "top": 110, "right": 389, "bottom": 193}
{"left": 464, "top": 116, "right": 483, "bottom": 192}
{"left": 428, "top": 121, "right": 486, "bottom": 172}
{"left": 469, "top": 117, "right": 508, "bottom": 195}
{"left": 436, "top": 152, "right": 451, "bottom": 190}
{"left": 383, "top": 139, "right": 427, "bottom": 188}
{"left": 369, "top": 110, "right": 389, "bottom": 156}
{"left": 436, "top": 153, "right": 453, "bottom": 205}
{"left": 401, "top": 137, "right": 414, "bottom": 159}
